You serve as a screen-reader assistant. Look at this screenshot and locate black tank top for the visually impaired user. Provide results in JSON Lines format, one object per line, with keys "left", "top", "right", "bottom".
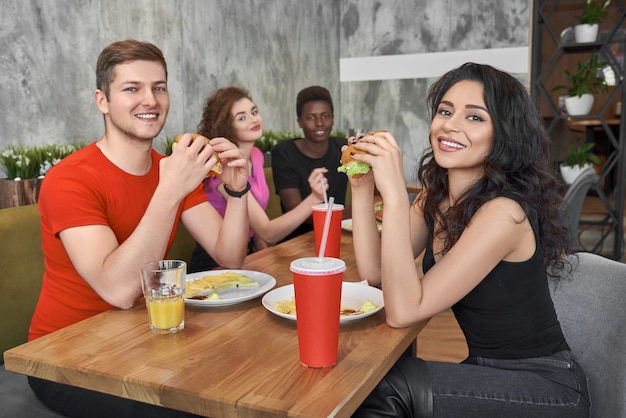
{"left": 422, "top": 198, "right": 569, "bottom": 359}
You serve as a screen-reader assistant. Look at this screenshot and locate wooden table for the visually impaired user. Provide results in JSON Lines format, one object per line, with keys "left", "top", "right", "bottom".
{"left": 405, "top": 183, "right": 421, "bottom": 195}
{"left": 4, "top": 232, "right": 426, "bottom": 418}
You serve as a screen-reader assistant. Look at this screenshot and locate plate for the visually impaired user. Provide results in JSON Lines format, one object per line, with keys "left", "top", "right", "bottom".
{"left": 341, "top": 219, "right": 382, "bottom": 233}
{"left": 262, "top": 281, "right": 384, "bottom": 324}
{"left": 185, "top": 270, "right": 276, "bottom": 307}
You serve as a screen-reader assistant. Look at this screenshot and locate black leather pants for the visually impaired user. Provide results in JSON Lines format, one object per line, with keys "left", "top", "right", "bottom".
{"left": 353, "top": 356, "right": 433, "bottom": 418}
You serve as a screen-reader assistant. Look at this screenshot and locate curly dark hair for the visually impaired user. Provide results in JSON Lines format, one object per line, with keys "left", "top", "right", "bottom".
{"left": 197, "top": 86, "right": 252, "bottom": 146}
{"left": 417, "top": 62, "right": 570, "bottom": 270}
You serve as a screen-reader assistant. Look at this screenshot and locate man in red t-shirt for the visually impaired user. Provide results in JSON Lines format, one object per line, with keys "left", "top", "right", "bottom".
{"left": 27, "top": 39, "right": 251, "bottom": 418}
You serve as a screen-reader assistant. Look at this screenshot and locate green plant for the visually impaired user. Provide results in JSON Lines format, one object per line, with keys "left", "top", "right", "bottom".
{"left": 332, "top": 129, "right": 347, "bottom": 139}
{"left": 574, "top": 0, "right": 610, "bottom": 25}
{"left": 552, "top": 51, "right": 608, "bottom": 97}
{"left": 256, "top": 130, "right": 299, "bottom": 153}
{"left": 0, "top": 143, "right": 82, "bottom": 180}
{"left": 162, "top": 130, "right": 351, "bottom": 155}
{"left": 562, "top": 142, "right": 601, "bottom": 168}
{"left": 159, "top": 135, "right": 177, "bottom": 156}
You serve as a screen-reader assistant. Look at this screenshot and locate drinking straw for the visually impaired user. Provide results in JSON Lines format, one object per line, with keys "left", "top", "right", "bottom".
{"left": 321, "top": 177, "right": 328, "bottom": 206}
{"left": 318, "top": 196, "right": 334, "bottom": 259}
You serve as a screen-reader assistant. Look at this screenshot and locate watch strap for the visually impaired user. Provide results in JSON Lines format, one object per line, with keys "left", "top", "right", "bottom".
{"left": 223, "top": 181, "right": 251, "bottom": 198}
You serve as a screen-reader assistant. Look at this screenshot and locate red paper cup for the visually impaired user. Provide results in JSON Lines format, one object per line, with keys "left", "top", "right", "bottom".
{"left": 312, "top": 203, "right": 344, "bottom": 259}
{"left": 291, "top": 257, "right": 346, "bottom": 368}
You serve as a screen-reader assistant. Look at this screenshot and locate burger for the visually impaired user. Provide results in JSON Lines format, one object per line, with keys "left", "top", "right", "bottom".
{"left": 337, "top": 144, "right": 370, "bottom": 177}
{"left": 337, "top": 130, "right": 387, "bottom": 177}
{"left": 174, "top": 133, "right": 223, "bottom": 177}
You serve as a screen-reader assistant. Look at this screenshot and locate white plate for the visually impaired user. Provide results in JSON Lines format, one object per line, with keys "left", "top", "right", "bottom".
{"left": 262, "top": 281, "right": 384, "bottom": 324}
{"left": 185, "top": 270, "right": 276, "bottom": 307}
{"left": 341, "top": 219, "right": 382, "bottom": 233}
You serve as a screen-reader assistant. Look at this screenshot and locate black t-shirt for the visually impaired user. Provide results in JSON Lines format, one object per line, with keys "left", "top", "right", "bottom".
{"left": 271, "top": 137, "right": 348, "bottom": 239}
{"left": 422, "top": 200, "right": 569, "bottom": 360}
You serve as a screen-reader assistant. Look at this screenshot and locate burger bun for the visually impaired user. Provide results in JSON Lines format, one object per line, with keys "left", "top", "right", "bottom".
{"left": 174, "top": 133, "right": 223, "bottom": 177}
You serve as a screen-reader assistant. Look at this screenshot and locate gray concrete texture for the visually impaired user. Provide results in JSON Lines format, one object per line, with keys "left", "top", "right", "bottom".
{"left": 1, "top": 0, "right": 530, "bottom": 182}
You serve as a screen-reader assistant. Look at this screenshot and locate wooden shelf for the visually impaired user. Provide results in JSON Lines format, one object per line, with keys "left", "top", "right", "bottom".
{"left": 531, "top": 0, "right": 626, "bottom": 259}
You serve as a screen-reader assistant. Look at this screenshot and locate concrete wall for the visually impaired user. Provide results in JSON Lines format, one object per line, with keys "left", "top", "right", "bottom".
{"left": 339, "top": 0, "right": 531, "bottom": 181}
{"left": 0, "top": 0, "right": 341, "bottom": 148}
{"left": 1, "top": 0, "right": 530, "bottom": 182}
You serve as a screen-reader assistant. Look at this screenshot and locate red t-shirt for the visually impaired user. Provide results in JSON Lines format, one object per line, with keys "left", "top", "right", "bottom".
{"left": 28, "top": 143, "right": 207, "bottom": 341}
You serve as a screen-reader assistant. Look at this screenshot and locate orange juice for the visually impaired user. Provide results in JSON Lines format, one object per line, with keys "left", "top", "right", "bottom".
{"left": 141, "top": 260, "right": 187, "bottom": 333}
{"left": 145, "top": 292, "right": 184, "bottom": 332}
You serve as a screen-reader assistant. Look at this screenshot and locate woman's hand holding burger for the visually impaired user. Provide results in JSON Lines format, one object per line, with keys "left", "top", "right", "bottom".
{"left": 171, "top": 133, "right": 249, "bottom": 194}
{"left": 338, "top": 130, "right": 391, "bottom": 178}
{"left": 207, "top": 136, "right": 249, "bottom": 193}
{"left": 339, "top": 130, "right": 406, "bottom": 199}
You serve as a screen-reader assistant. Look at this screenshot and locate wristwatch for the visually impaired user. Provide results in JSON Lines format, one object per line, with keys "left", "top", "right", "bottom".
{"left": 223, "top": 181, "right": 251, "bottom": 198}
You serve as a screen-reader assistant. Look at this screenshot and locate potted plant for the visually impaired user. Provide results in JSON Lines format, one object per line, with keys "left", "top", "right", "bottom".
{"left": 0, "top": 143, "right": 82, "bottom": 207}
{"left": 574, "top": 0, "right": 610, "bottom": 42}
{"left": 255, "top": 130, "right": 296, "bottom": 167}
{"left": 552, "top": 51, "right": 608, "bottom": 115}
{"left": 159, "top": 135, "right": 177, "bottom": 156}
{"left": 559, "top": 142, "right": 601, "bottom": 184}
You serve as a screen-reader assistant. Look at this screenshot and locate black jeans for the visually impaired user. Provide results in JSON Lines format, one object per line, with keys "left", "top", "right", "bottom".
{"left": 354, "top": 350, "right": 589, "bottom": 418}
{"left": 28, "top": 376, "right": 203, "bottom": 418}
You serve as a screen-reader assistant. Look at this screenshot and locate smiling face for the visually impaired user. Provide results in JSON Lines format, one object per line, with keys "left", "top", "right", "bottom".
{"left": 94, "top": 60, "right": 169, "bottom": 142}
{"left": 230, "top": 98, "right": 263, "bottom": 145}
{"left": 297, "top": 100, "right": 334, "bottom": 144}
{"left": 430, "top": 80, "right": 494, "bottom": 176}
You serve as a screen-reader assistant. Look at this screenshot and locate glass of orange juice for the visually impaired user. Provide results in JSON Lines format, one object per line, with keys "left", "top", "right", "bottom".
{"left": 140, "top": 260, "right": 186, "bottom": 333}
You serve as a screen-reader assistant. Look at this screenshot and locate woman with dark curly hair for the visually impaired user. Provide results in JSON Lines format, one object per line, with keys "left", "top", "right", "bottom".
{"left": 348, "top": 63, "right": 590, "bottom": 417}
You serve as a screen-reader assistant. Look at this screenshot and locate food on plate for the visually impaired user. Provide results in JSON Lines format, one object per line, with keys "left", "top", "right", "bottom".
{"left": 174, "top": 133, "right": 223, "bottom": 176}
{"left": 359, "top": 300, "right": 379, "bottom": 313}
{"left": 274, "top": 297, "right": 297, "bottom": 315}
{"left": 274, "top": 297, "right": 379, "bottom": 316}
{"left": 185, "top": 271, "right": 257, "bottom": 298}
{"left": 337, "top": 130, "right": 388, "bottom": 177}
{"left": 343, "top": 220, "right": 382, "bottom": 233}
{"left": 188, "top": 292, "right": 222, "bottom": 301}
{"left": 341, "top": 300, "right": 378, "bottom": 316}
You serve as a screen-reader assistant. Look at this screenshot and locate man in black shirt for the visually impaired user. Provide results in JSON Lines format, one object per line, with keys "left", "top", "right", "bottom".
{"left": 271, "top": 85, "right": 348, "bottom": 241}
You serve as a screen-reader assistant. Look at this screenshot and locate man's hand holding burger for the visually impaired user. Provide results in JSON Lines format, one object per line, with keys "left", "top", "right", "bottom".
{"left": 157, "top": 133, "right": 217, "bottom": 200}
{"left": 173, "top": 133, "right": 223, "bottom": 177}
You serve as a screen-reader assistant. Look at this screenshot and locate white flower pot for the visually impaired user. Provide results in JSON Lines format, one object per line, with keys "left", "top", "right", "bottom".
{"left": 565, "top": 94, "right": 594, "bottom": 116}
{"left": 574, "top": 23, "right": 599, "bottom": 43}
{"left": 560, "top": 163, "right": 593, "bottom": 185}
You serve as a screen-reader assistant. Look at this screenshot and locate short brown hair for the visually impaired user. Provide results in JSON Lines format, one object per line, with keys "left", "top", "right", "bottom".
{"left": 96, "top": 39, "right": 167, "bottom": 100}
{"left": 296, "top": 85, "right": 333, "bottom": 118}
{"left": 197, "top": 86, "right": 252, "bottom": 146}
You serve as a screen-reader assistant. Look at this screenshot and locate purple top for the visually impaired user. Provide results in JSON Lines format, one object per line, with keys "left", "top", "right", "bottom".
{"left": 203, "top": 147, "right": 269, "bottom": 238}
